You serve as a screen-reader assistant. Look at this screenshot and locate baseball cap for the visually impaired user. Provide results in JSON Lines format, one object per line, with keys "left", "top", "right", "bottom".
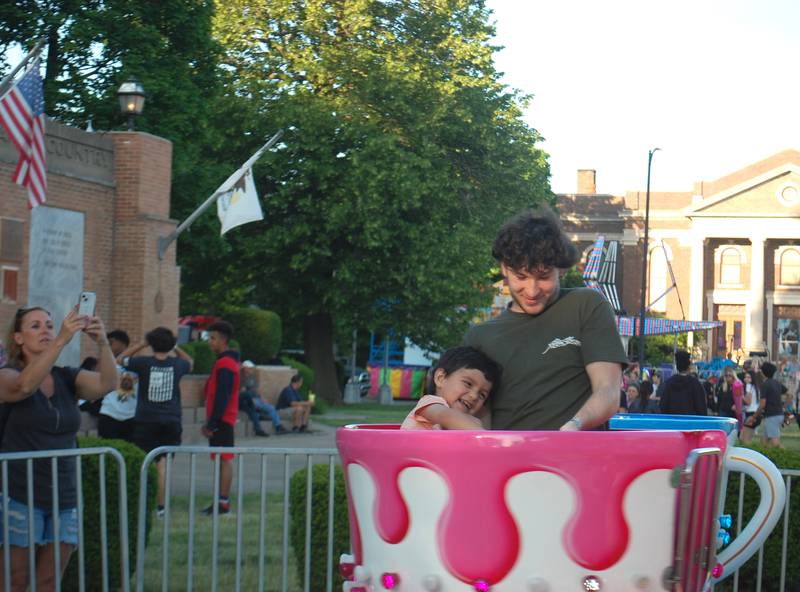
{"left": 242, "top": 360, "right": 255, "bottom": 368}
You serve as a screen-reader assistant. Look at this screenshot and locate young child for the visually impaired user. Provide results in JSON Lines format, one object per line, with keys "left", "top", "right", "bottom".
{"left": 401, "top": 346, "right": 501, "bottom": 430}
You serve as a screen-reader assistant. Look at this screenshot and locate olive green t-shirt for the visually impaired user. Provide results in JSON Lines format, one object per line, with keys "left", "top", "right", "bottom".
{"left": 464, "top": 288, "right": 627, "bottom": 430}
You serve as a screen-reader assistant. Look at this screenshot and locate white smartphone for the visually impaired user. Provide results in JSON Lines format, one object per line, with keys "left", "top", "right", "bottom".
{"left": 77, "top": 291, "right": 96, "bottom": 318}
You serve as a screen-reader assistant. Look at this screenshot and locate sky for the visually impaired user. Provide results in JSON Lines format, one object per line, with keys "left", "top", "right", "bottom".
{"left": 486, "top": 0, "right": 800, "bottom": 195}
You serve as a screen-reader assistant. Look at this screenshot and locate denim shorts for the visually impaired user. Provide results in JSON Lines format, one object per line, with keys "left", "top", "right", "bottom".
{"left": 0, "top": 496, "right": 79, "bottom": 547}
{"left": 764, "top": 415, "right": 783, "bottom": 439}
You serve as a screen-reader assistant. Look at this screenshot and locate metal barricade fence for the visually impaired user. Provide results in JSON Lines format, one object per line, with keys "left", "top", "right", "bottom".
{"left": 0, "top": 447, "right": 130, "bottom": 592}
{"left": 138, "top": 449, "right": 797, "bottom": 592}
{"left": 135, "top": 445, "right": 340, "bottom": 592}
{"left": 718, "top": 468, "right": 799, "bottom": 592}
{"left": 1, "top": 445, "right": 793, "bottom": 591}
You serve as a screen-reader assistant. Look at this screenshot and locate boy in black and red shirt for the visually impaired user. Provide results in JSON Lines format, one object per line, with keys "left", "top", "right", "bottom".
{"left": 201, "top": 320, "right": 240, "bottom": 515}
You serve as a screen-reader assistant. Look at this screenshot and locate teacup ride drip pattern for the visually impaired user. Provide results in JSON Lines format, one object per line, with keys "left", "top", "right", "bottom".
{"left": 336, "top": 419, "right": 784, "bottom": 592}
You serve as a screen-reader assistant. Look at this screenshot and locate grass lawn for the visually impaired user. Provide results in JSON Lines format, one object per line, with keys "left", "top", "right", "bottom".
{"left": 776, "top": 420, "right": 800, "bottom": 453}
{"left": 141, "top": 493, "right": 307, "bottom": 591}
{"left": 312, "top": 399, "right": 415, "bottom": 428}
{"left": 740, "top": 417, "right": 800, "bottom": 454}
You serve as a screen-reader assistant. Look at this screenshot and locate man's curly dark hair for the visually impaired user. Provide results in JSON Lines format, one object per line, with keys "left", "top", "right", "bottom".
{"left": 492, "top": 208, "right": 578, "bottom": 271}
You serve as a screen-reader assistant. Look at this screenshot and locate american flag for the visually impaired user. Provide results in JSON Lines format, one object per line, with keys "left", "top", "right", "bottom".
{"left": 0, "top": 62, "right": 46, "bottom": 208}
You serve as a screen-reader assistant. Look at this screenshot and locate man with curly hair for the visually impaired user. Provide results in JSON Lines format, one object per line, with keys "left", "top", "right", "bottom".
{"left": 465, "top": 208, "right": 627, "bottom": 431}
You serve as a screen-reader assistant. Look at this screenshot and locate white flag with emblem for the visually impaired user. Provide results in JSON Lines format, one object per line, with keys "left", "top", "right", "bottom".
{"left": 216, "top": 167, "right": 264, "bottom": 235}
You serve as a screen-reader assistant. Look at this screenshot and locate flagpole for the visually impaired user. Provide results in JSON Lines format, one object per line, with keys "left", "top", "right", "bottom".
{"left": 156, "top": 129, "right": 284, "bottom": 260}
{"left": 0, "top": 38, "right": 46, "bottom": 98}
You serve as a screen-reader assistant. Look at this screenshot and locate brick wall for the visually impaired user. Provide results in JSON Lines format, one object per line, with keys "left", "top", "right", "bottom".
{"left": 0, "top": 120, "right": 180, "bottom": 358}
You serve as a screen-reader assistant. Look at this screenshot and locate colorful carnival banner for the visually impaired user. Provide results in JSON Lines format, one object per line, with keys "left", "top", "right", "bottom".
{"left": 367, "top": 365, "right": 428, "bottom": 400}
{"left": 616, "top": 316, "right": 724, "bottom": 337}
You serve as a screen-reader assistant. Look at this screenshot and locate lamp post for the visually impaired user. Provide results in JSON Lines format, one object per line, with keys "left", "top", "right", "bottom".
{"left": 116, "top": 78, "right": 145, "bottom": 131}
{"left": 343, "top": 328, "right": 361, "bottom": 404}
{"left": 378, "top": 334, "right": 393, "bottom": 405}
{"left": 638, "top": 147, "right": 660, "bottom": 370}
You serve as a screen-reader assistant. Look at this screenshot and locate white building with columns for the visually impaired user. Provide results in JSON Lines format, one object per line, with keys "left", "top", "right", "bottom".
{"left": 557, "top": 149, "right": 800, "bottom": 362}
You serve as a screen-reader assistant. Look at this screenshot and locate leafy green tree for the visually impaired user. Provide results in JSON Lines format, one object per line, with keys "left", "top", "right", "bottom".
{"left": 205, "top": 0, "right": 552, "bottom": 402}
{"left": 629, "top": 328, "right": 690, "bottom": 366}
{"left": 0, "top": 0, "right": 231, "bottom": 253}
{"left": 560, "top": 266, "right": 585, "bottom": 289}
{"left": 2, "top": 1, "right": 553, "bottom": 403}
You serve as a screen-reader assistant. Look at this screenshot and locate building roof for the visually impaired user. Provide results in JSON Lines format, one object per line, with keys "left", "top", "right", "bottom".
{"left": 557, "top": 149, "right": 800, "bottom": 220}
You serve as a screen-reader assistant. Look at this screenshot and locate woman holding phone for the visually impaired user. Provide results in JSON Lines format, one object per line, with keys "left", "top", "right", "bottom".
{"left": 0, "top": 305, "right": 116, "bottom": 591}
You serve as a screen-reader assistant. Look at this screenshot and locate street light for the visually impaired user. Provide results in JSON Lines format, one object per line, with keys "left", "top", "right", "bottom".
{"left": 117, "top": 78, "right": 145, "bottom": 131}
{"left": 638, "top": 147, "right": 660, "bottom": 371}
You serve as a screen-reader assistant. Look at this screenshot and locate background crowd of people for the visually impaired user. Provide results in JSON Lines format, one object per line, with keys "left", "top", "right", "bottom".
{"left": 0, "top": 305, "right": 317, "bottom": 589}
{"left": 619, "top": 351, "right": 798, "bottom": 447}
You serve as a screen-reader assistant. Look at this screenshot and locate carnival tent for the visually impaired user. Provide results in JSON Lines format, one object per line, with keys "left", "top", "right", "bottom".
{"left": 584, "top": 236, "right": 724, "bottom": 336}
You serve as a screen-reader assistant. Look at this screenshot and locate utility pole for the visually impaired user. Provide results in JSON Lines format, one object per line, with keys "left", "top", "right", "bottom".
{"left": 638, "top": 148, "right": 660, "bottom": 370}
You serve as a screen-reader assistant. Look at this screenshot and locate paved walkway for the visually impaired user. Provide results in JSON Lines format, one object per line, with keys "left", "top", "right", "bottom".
{"left": 164, "top": 421, "right": 339, "bottom": 497}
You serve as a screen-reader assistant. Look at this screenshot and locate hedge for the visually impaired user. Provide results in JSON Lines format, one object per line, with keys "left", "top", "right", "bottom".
{"left": 180, "top": 340, "right": 216, "bottom": 374}
{"left": 289, "top": 464, "right": 349, "bottom": 592}
{"left": 716, "top": 443, "right": 800, "bottom": 591}
{"left": 224, "top": 307, "right": 282, "bottom": 363}
{"left": 62, "top": 437, "right": 158, "bottom": 592}
{"left": 181, "top": 338, "right": 240, "bottom": 374}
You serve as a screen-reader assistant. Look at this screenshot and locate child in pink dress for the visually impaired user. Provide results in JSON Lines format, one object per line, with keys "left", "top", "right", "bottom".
{"left": 401, "top": 346, "right": 501, "bottom": 430}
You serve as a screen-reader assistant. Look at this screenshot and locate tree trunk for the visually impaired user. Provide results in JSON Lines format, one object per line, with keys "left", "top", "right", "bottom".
{"left": 303, "top": 312, "right": 342, "bottom": 404}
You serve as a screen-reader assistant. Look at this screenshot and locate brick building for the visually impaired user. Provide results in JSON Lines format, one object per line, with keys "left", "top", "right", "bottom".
{"left": 557, "top": 149, "right": 800, "bottom": 362}
{"left": 0, "top": 119, "right": 180, "bottom": 365}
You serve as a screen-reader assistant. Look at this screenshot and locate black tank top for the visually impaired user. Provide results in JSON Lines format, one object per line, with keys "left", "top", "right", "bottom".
{"left": 1, "top": 367, "right": 82, "bottom": 509}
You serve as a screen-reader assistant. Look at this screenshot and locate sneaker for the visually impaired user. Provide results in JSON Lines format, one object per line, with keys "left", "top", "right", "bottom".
{"left": 274, "top": 425, "right": 288, "bottom": 435}
{"left": 201, "top": 502, "right": 231, "bottom": 516}
{"left": 298, "top": 425, "right": 307, "bottom": 433}
{"left": 254, "top": 428, "right": 269, "bottom": 437}
{"left": 291, "top": 426, "right": 299, "bottom": 433}
{"left": 156, "top": 506, "right": 165, "bottom": 520}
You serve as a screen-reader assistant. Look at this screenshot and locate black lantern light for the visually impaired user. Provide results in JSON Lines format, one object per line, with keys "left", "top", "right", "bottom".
{"left": 117, "top": 78, "right": 145, "bottom": 131}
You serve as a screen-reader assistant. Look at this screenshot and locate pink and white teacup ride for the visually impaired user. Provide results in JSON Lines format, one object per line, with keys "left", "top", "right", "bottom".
{"left": 337, "top": 418, "right": 784, "bottom": 592}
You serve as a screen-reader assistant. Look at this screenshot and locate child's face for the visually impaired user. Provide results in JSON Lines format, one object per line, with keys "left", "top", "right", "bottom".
{"left": 434, "top": 367, "right": 492, "bottom": 416}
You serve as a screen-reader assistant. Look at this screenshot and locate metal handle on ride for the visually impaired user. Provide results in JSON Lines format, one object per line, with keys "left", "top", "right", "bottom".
{"left": 712, "top": 447, "right": 786, "bottom": 583}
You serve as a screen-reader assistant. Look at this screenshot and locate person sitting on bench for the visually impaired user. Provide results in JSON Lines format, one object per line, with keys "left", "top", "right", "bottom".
{"left": 276, "top": 374, "right": 313, "bottom": 433}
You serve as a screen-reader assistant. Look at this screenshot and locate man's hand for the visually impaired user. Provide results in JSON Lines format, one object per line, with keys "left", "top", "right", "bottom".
{"left": 571, "top": 361, "right": 623, "bottom": 430}
{"left": 201, "top": 425, "right": 213, "bottom": 439}
{"left": 559, "top": 418, "right": 581, "bottom": 431}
